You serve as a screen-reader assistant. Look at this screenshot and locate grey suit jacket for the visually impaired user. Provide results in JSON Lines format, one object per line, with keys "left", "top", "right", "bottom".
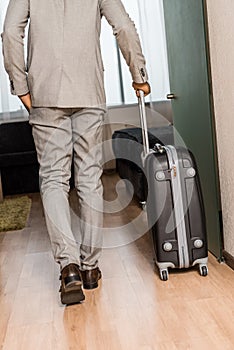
{"left": 1, "top": 0, "right": 148, "bottom": 108}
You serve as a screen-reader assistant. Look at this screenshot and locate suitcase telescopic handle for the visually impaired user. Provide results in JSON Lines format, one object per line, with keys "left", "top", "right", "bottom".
{"left": 138, "top": 90, "right": 150, "bottom": 156}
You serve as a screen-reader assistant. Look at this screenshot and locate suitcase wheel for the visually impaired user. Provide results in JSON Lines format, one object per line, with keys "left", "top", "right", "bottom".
{"left": 160, "top": 269, "right": 169, "bottom": 281}
{"left": 199, "top": 264, "right": 208, "bottom": 277}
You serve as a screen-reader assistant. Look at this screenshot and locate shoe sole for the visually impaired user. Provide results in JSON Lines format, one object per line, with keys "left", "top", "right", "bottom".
{"left": 60, "top": 281, "right": 85, "bottom": 305}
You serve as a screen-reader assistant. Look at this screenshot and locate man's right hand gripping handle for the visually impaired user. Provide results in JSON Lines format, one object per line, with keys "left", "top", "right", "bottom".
{"left": 132, "top": 82, "right": 151, "bottom": 97}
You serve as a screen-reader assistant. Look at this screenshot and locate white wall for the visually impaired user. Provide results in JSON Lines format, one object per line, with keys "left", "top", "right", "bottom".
{"left": 206, "top": 0, "right": 234, "bottom": 257}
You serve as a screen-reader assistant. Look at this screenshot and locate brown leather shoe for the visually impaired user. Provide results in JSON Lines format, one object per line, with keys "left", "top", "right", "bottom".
{"left": 59, "top": 263, "right": 85, "bottom": 305}
{"left": 80, "top": 267, "right": 102, "bottom": 290}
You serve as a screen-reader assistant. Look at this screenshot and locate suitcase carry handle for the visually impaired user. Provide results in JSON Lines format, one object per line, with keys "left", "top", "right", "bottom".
{"left": 138, "top": 90, "right": 150, "bottom": 156}
{"left": 138, "top": 91, "right": 165, "bottom": 156}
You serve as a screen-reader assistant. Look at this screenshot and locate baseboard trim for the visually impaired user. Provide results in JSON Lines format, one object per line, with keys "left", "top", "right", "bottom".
{"left": 223, "top": 250, "right": 234, "bottom": 270}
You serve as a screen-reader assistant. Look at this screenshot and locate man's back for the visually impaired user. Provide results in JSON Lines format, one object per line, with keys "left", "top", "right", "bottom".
{"left": 2, "top": 0, "right": 148, "bottom": 107}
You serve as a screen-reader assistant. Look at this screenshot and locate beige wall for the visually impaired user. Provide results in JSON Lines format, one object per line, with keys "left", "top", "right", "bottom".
{"left": 206, "top": 0, "right": 234, "bottom": 257}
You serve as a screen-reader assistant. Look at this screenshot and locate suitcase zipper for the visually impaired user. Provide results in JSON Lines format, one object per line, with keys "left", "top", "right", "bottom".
{"left": 164, "top": 146, "right": 190, "bottom": 269}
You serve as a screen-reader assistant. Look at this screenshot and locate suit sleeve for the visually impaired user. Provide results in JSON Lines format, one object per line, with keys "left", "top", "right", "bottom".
{"left": 1, "top": 0, "right": 30, "bottom": 96}
{"left": 99, "top": 0, "right": 148, "bottom": 83}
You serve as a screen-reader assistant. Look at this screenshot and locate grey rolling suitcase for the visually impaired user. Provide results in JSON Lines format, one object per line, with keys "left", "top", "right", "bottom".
{"left": 138, "top": 91, "right": 208, "bottom": 281}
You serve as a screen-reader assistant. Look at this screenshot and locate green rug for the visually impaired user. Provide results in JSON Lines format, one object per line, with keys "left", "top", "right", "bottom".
{"left": 0, "top": 196, "right": 32, "bottom": 232}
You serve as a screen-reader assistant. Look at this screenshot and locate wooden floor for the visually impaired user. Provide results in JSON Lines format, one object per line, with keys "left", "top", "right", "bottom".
{"left": 1, "top": 173, "right": 234, "bottom": 350}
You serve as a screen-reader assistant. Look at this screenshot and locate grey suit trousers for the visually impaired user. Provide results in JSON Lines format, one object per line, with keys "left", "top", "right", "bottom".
{"left": 29, "top": 107, "right": 105, "bottom": 270}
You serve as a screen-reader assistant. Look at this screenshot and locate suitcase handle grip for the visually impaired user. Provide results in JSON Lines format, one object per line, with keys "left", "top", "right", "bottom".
{"left": 138, "top": 90, "right": 150, "bottom": 156}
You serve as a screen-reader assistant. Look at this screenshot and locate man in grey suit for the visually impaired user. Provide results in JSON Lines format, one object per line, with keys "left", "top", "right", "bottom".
{"left": 2, "top": 0, "right": 150, "bottom": 305}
